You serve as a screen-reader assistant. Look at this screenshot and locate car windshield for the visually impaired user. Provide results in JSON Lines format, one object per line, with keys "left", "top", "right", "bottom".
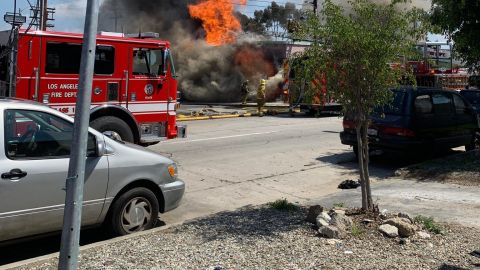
{"left": 374, "top": 90, "right": 406, "bottom": 115}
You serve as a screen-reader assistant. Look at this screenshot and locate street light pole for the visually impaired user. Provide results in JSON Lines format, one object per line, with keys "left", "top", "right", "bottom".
{"left": 58, "top": 0, "right": 99, "bottom": 269}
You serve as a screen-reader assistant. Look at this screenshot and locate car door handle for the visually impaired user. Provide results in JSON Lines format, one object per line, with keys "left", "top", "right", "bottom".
{"left": 1, "top": 169, "right": 27, "bottom": 180}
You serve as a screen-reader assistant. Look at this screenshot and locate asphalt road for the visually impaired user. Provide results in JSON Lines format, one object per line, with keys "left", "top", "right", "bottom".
{"left": 154, "top": 114, "right": 356, "bottom": 224}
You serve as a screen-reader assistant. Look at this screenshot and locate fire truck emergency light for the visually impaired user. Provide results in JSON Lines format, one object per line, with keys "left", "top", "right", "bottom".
{"left": 125, "top": 32, "right": 160, "bottom": 39}
{"left": 4, "top": 12, "right": 26, "bottom": 26}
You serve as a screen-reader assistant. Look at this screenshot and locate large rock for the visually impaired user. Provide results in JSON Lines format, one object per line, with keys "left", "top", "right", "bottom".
{"left": 305, "top": 205, "right": 324, "bottom": 224}
{"left": 379, "top": 224, "right": 399, "bottom": 238}
{"left": 330, "top": 213, "right": 353, "bottom": 230}
{"left": 397, "top": 213, "right": 413, "bottom": 223}
{"left": 319, "top": 225, "right": 344, "bottom": 239}
{"left": 383, "top": 218, "right": 416, "bottom": 237}
{"left": 329, "top": 208, "right": 346, "bottom": 216}
{"left": 316, "top": 216, "right": 329, "bottom": 228}
{"left": 316, "top": 211, "right": 331, "bottom": 228}
{"left": 319, "top": 211, "right": 331, "bottom": 222}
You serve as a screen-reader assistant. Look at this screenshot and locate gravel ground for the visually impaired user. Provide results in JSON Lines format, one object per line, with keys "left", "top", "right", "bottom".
{"left": 12, "top": 206, "right": 480, "bottom": 270}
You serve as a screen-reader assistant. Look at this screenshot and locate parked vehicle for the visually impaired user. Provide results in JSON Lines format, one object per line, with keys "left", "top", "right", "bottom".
{"left": 460, "top": 89, "right": 480, "bottom": 115}
{"left": 409, "top": 42, "right": 469, "bottom": 90}
{"left": 0, "top": 29, "right": 186, "bottom": 145}
{"left": 284, "top": 57, "right": 342, "bottom": 115}
{"left": 0, "top": 98, "right": 185, "bottom": 242}
{"left": 340, "top": 87, "right": 480, "bottom": 155}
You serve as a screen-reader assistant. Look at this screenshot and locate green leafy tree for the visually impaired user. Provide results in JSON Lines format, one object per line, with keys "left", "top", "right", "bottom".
{"left": 291, "top": 0, "right": 428, "bottom": 211}
{"left": 237, "top": 1, "right": 302, "bottom": 37}
{"left": 431, "top": 0, "right": 480, "bottom": 71}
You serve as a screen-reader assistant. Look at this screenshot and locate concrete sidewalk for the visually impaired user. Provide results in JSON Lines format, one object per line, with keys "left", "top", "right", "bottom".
{"left": 315, "top": 178, "right": 480, "bottom": 227}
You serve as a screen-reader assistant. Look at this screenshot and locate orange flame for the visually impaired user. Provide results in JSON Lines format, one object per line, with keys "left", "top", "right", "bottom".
{"left": 189, "top": 0, "right": 247, "bottom": 46}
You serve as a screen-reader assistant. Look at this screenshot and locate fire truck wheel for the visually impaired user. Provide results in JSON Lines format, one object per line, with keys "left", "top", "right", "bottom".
{"left": 107, "top": 187, "right": 159, "bottom": 236}
{"left": 90, "top": 116, "right": 134, "bottom": 143}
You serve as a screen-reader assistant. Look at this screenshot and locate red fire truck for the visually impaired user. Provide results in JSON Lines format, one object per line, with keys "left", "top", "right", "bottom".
{"left": 0, "top": 29, "right": 185, "bottom": 144}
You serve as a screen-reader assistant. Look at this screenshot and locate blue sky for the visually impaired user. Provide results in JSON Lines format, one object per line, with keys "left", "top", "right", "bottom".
{"left": 0, "top": 0, "right": 97, "bottom": 32}
{"left": 0, "top": 0, "right": 445, "bottom": 42}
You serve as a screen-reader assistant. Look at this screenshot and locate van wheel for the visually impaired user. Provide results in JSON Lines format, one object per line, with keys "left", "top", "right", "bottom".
{"left": 108, "top": 187, "right": 159, "bottom": 236}
{"left": 90, "top": 116, "right": 134, "bottom": 143}
{"left": 465, "top": 131, "right": 480, "bottom": 151}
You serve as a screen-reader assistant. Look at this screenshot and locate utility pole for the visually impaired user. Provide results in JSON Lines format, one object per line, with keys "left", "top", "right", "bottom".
{"left": 58, "top": 0, "right": 99, "bottom": 269}
{"left": 39, "top": 0, "right": 45, "bottom": 30}
{"left": 4, "top": 4, "right": 26, "bottom": 97}
{"left": 36, "top": 0, "right": 54, "bottom": 30}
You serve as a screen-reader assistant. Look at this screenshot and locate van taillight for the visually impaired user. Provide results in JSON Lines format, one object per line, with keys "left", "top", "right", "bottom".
{"left": 380, "top": 126, "right": 415, "bottom": 137}
{"left": 342, "top": 120, "right": 355, "bottom": 130}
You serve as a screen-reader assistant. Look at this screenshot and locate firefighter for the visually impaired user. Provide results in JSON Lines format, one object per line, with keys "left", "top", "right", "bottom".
{"left": 257, "top": 79, "right": 266, "bottom": 117}
{"left": 240, "top": 80, "right": 250, "bottom": 105}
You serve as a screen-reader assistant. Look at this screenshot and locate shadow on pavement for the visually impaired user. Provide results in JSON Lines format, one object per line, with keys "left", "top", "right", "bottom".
{"left": 0, "top": 219, "right": 167, "bottom": 266}
{"left": 316, "top": 149, "right": 464, "bottom": 180}
{"left": 438, "top": 264, "right": 471, "bottom": 270}
{"left": 272, "top": 112, "right": 341, "bottom": 119}
{"left": 183, "top": 205, "right": 305, "bottom": 242}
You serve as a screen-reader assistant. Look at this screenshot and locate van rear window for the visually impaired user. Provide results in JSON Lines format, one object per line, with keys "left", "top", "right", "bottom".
{"left": 375, "top": 91, "right": 406, "bottom": 115}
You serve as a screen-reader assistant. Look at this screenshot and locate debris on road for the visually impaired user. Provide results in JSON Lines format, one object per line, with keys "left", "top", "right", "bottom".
{"left": 338, "top": 179, "right": 360, "bottom": 189}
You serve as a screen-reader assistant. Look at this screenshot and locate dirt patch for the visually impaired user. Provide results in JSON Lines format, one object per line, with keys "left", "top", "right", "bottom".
{"left": 395, "top": 150, "right": 480, "bottom": 186}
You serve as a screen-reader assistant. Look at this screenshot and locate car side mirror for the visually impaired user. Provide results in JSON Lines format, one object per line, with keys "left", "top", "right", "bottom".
{"left": 87, "top": 134, "right": 104, "bottom": 157}
{"left": 96, "top": 138, "right": 105, "bottom": 157}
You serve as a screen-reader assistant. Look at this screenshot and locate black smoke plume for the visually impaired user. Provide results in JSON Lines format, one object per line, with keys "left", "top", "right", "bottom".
{"left": 98, "top": 0, "right": 276, "bottom": 102}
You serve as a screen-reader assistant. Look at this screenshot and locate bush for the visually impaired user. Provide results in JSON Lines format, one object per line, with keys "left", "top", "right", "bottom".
{"left": 268, "top": 198, "right": 299, "bottom": 211}
{"left": 333, "top": 202, "right": 345, "bottom": 208}
{"left": 414, "top": 215, "right": 444, "bottom": 234}
{"left": 351, "top": 222, "right": 365, "bottom": 237}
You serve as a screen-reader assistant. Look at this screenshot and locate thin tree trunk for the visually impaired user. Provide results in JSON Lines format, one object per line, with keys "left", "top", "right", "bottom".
{"left": 361, "top": 122, "right": 373, "bottom": 210}
{"left": 356, "top": 124, "right": 367, "bottom": 210}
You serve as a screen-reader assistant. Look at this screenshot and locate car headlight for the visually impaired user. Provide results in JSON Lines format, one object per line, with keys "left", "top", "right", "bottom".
{"left": 167, "top": 163, "right": 178, "bottom": 179}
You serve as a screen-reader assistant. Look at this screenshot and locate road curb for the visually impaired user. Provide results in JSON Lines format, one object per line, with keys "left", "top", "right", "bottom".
{"left": 177, "top": 113, "right": 253, "bottom": 121}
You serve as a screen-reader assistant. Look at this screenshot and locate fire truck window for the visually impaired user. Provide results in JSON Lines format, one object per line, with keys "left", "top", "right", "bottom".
{"left": 167, "top": 50, "right": 176, "bottom": 76}
{"left": 95, "top": 46, "right": 115, "bottom": 75}
{"left": 133, "top": 49, "right": 163, "bottom": 76}
{"left": 46, "top": 43, "right": 82, "bottom": 74}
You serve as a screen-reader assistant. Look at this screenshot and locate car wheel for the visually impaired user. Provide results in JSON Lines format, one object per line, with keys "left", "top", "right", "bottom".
{"left": 108, "top": 187, "right": 159, "bottom": 236}
{"left": 465, "top": 131, "right": 480, "bottom": 151}
{"left": 90, "top": 116, "right": 134, "bottom": 143}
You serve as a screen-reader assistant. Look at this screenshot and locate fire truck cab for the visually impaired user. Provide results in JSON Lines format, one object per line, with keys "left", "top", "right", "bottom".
{"left": 0, "top": 29, "right": 185, "bottom": 144}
